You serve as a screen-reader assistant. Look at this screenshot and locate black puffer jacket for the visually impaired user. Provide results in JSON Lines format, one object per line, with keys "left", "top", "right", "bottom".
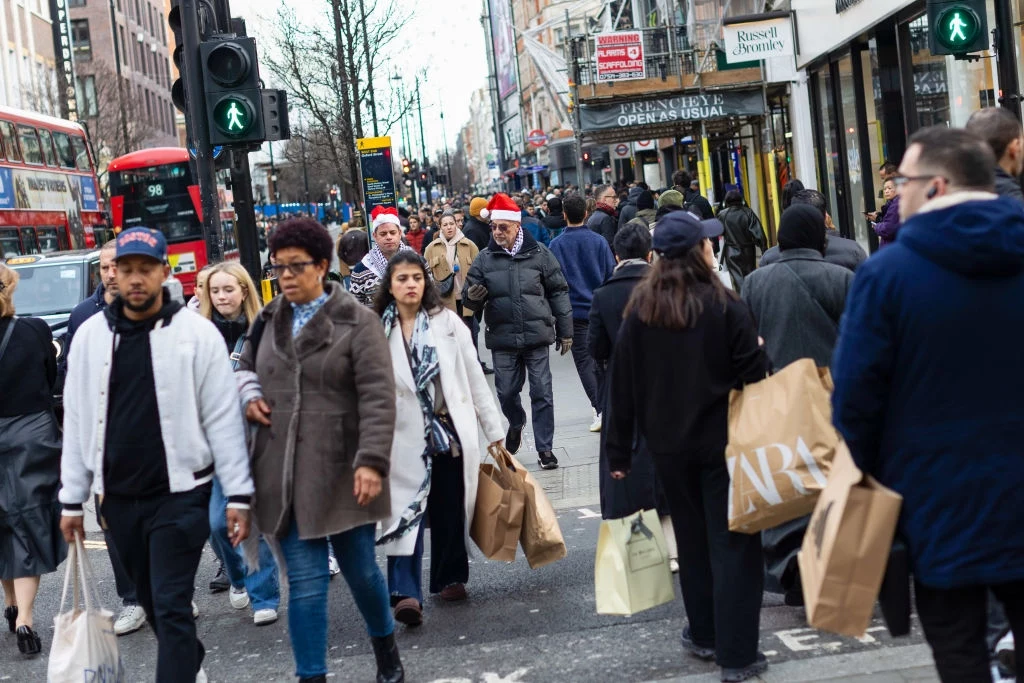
{"left": 461, "top": 228, "right": 573, "bottom": 351}
{"left": 462, "top": 215, "right": 491, "bottom": 251}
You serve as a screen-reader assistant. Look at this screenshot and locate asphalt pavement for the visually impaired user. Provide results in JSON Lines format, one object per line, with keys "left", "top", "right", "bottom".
{"left": 0, "top": 339, "right": 936, "bottom": 682}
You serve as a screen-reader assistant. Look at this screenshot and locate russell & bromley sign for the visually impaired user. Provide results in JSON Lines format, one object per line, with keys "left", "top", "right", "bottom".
{"left": 722, "top": 13, "right": 794, "bottom": 64}
{"left": 578, "top": 90, "right": 765, "bottom": 133}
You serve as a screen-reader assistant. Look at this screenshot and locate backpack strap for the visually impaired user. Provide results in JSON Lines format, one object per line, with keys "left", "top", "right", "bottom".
{"left": 0, "top": 316, "right": 17, "bottom": 364}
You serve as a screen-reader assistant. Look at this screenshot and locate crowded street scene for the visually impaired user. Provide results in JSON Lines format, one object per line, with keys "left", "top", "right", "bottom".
{"left": 1, "top": 0, "right": 1024, "bottom": 681}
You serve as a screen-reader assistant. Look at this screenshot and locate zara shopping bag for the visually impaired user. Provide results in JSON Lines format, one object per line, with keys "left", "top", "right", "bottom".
{"left": 726, "top": 358, "right": 839, "bottom": 533}
{"left": 470, "top": 447, "right": 526, "bottom": 562}
{"left": 595, "top": 509, "right": 675, "bottom": 616}
{"left": 48, "top": 533, "right": 124, "bottom": 683}
{"left": 798, "top": 442, "right": 902, "bottom": 637}
{"left": 491, "top": 446, "right": 567, "bottom": 569}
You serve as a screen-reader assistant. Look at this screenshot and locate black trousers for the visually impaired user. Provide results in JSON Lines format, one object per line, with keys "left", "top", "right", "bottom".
{"left": 915, "top": 579, "right": 1024, "bottom": 682}
{"left": 655, "top": 454, "right": 763, "bottom": 669}
{"left": 427, "top": 451, "right": 469, "bottom": 594}
{"left": 102, "top": 485, "right": 211, "bottom": 683}
{"left": 456, "top": 301, "right": 480, "bottom": 353}
{"left": 569, "top": 318, "right": 601, "bottom": 411}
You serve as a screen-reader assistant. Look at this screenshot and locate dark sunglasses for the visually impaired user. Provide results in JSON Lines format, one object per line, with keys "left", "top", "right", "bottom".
{"left": 269, "top": 261, "right": 316, "bottom": 276}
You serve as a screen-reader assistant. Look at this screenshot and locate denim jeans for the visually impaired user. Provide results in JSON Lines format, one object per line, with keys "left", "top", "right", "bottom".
{"left": 208, "top": 478, "right": 280, "bottom": 611}
{"left": 277, "top": 520, "right": 394, "bottom": 678}
{"left": 492, "top": 346, "right": 555, "bottom": 451}
{"left": 570, "top": 318, "right": 601, "bottom": 411}
{"left": 387, "top": 523, "right": 425, "bottom": 604}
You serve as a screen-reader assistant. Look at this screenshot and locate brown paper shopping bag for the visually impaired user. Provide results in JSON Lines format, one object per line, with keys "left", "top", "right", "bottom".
{"left": 726, "top": 358, "right": 839, "bottom": 533}
{"left": 490, "top": 446, "right": 567, "bottom": 569}
{"left": 798, "top": 442, "right": 902, "bottom": 637}
{"left": 470, "top": 452, "right": 526, "bottom": 562}
{"left": 595, "top": 509, "right": 675, "bottom": 616}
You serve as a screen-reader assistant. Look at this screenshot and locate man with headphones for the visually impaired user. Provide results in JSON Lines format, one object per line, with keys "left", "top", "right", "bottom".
{"left": 832, "top": 125, "right": 1024, "bottom": 682}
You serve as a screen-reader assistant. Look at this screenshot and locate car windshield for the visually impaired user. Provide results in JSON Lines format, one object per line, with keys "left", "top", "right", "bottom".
{"left": 11, "top": 263, "right": 85, "bottom": 316}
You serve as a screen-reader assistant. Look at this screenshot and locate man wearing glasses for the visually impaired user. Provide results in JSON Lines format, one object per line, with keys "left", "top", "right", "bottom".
{"left": 587, "top": 184, "right": 620, "bottom": 247}
{"left": 462, "top": 193, "right": 573, "bottom": 470}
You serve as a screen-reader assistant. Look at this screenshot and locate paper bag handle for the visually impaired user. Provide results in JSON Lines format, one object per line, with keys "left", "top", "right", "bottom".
{"left": 487, "top": 443, "right": 518, "bottom": 474}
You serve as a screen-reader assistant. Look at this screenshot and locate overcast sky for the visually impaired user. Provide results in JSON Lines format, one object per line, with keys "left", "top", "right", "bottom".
{"left": 240, "top": 0, "right": 491, "bottom": 164}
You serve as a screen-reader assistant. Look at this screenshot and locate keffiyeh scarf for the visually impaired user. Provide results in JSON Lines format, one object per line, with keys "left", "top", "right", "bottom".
{"left": 503, "top": 227, "right": 525, "bottom": 256}
{"left": 376, "top": 303, "right": 451, "bottom": 546}
{"left": 361, "top": 242, "right": 415, "bottom": 280}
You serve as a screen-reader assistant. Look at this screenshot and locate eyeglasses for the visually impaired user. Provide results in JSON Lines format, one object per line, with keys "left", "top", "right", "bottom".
{"left": 269, "top": 261, "right": 316, "bottom": 276}
{"left": 600, "top": 193, "right": 617, "bottom": 200}
{"left": 491, "top": 223, "right": 516, "bottom": 233}
{"left": 892, "top": 174, "right": 947, "bottom": 189}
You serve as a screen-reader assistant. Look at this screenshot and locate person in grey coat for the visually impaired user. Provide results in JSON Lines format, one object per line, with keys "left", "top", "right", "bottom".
{"left": 741, "top": 204, "right": 853, "bottom": 608}
{"left": 760, "top": 190, "right": 867, "bottom": 272}
{"left": 462, "top": 193, "right": 573, "bottom": 470}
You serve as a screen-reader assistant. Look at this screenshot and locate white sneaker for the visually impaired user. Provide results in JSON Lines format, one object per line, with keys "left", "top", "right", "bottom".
{"left": 113, "top": 604, "right": 146, "bottom": 635}
{"left": 996, "top": 631, "right": 1015, "bottom": 676}
{"left": 589, "top": 409, "right": 602, "bottom": 432}
{"left": 669, "top": 558, "right": 680, "bottom": 574}
{"left": 192, "top": 601, "right": 199, "bottom": 619}
{"left": 196, "top": 667, "right": 208, "bottom": 683}
{"left": 328, "top": 554, "right": 341, "bottom": 578}
{"left": 253, "top": 608, "right": 278, "bottom": 626}
{"left": 229, "top": 586, "right": 250, "bottom": 610}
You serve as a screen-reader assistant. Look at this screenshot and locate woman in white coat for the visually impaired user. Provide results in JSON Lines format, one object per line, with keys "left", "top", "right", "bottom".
{"left": 373, "top": 250, "right": 504, "bottom": 627}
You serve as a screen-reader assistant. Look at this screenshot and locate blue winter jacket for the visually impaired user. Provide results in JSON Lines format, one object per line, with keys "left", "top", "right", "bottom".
{"left": 549, "top": 226, "right": 616, "bottom": 320}
{"left": 832, "top": 194, "right": 1024, "bottom": 589}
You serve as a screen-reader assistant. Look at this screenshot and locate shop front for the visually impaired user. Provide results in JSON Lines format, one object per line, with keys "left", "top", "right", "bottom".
{"left": 795, "top": 0, "right": 1009, "bottom": 253}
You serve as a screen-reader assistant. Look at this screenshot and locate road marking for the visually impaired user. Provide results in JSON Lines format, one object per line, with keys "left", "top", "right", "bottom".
{"left": 856, "top": 626, "right": 888, "bottom": 644}
{"left": 576, "top": 508, "right": 601, "bottom": 519}
{"left": 774, "top": 627, "right": 843, "bottom": 652}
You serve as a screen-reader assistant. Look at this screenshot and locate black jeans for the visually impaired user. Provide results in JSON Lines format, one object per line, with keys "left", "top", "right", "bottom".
{"left": 570, "top": 318, "right": 601, "bottom": 411}
{"left": 428, "top": 450, "right": 469, "bottom": 593}
{"left": 102, "top": 485, "right": 212, "bottom": 683}
{"left": 915, "top": 579, "right": 1024, "bottom": 682}
{"left": 97, "top": 494, "right": 137, "bottom": 606}
{"left": 456, "top": 301, "right": 480, "bottom": 354}
{"left": 655, "top": 454, "right": 763, "bottom": 669}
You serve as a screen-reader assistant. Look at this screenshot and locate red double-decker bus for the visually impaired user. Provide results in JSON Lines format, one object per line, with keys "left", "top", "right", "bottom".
{"left": 107, "top": 147, "right": 237, "bottom": 295}
{"left": 0, "top": 106, "right": 107, "bottom": 258}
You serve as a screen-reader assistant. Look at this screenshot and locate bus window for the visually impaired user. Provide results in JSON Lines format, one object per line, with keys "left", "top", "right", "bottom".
{"left": 71, "top": 136, "right": 91, "bottom": 171}
{"left": 57, "top": 226, "right": 72, "bottom": 251}
{"left": 19, "top": 227, "right": 40, "bottom": 254}
{"left": 0, "top": 228, "right": 20, "bottom": 257}
{"left": 36, "top": 227, "right": 60, "bottom": 253}
{"left": 37, "top": 129, "right": 57, "bottom": 166}
{"left": 18, "top": 126, "right": 43, "bottom": 165}
{"left": 53, "top": 132, "right": 75, "bottom": 168}
{"left": 0, "top": 122, "right": 21, "bottom": 162}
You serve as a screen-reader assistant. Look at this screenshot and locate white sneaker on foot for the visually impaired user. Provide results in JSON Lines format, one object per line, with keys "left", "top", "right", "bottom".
{"left": 196, "top": 667, "right": 208, "bottom": 683}
{"left": 113, "top": 604, "right": 146, "bottom": 635}
{"left": 191, "top": 601, "right": 199, "bottom": 619}
{"left": 228, "top": 586, "right": 250, "bottom": 610}
{"left": 669, "top": 558, "right": 680, "bottom": 573}
{"left": 589, "top": 409, "right": 602, "bottom": 432}
{"left": 996, "top": 631, "right": 1015, "bottom": 676}
{"left": 253, "top": 608, "right": 278, "bottom": 626}
{"left": 328, "top": 554, "right": 341, "bottom": 578}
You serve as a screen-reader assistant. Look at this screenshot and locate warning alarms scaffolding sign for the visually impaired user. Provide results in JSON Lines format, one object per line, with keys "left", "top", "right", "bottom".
{"left": 594, "top": 31, "right": 646, "bottom": 83}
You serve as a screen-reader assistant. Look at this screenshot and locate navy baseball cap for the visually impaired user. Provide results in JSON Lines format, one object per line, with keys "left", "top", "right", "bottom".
{"left": 115, "top": 227, "right": 167, "bottom": 262}
{"left": 652, "top": 211, "right": 723, "bottom": 259}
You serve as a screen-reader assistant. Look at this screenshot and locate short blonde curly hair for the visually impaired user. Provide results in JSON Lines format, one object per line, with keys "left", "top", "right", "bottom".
{"left": 0, "top": 263, "right": 19, "bottom": 318}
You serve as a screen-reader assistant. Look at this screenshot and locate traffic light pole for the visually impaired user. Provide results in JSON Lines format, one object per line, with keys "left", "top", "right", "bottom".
{"left": 231, "top": 150, "right": 262, "bottom": 283}
{"left": 180, "top": 0, "right": 223, "bottom": 263}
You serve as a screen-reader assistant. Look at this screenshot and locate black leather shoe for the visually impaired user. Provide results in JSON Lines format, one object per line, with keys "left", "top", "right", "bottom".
{"left": 3, "top": 605, "right": 16, "bottom": 633}
{"left": 209, "top": 562, "right": 230, "bottom": 593}
{"left": 16, "top": 625, "right": 41, "bottom": 656}
{"left": 370, "top": 633, "right": 404, "bottom": 683}
{"left": 505, "top": 425, "right": 524, "bottom": 455}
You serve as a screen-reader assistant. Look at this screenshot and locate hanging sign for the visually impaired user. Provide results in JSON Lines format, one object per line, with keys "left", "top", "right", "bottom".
{"left": 356, "top": 136, "right": 397, "bottom": 222}
{"left": 527, "top": 129, "right": 548, "bottom": 147}
{"left": 594, "top": 31, "right": 646, "bottom": 83}
{"left": 579, "top": 91, "right": 765, "bottom": 133}
{"left": 722, "top": 15, "right": 794, "bottom": 63}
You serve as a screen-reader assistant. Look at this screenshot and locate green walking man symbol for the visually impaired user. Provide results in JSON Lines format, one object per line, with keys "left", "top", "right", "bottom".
{"left": 948, "top": 11, "right": 968, "bottom": 43}
{"left": 225, "top": 101, "right": 245, "bottom": 131}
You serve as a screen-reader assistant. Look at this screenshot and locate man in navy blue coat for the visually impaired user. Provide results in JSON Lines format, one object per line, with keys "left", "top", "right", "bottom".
{"left": 832, "top": 126, "right": 1024, "bottom": 682}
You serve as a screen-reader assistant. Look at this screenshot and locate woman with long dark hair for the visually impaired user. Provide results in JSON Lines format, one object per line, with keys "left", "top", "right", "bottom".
{"left": 604, "top": 212, "right": 770, "bottom": 683}
{"left": 374, "top": 251, "right": 503, "bottom": 626}
{"left": 780, "top": 179, "right": 805, "bottom": 211}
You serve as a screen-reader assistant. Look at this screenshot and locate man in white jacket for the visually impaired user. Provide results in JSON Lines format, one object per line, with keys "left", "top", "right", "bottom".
{"left": 59, "top": 228, "right": 254, "bottom": 683}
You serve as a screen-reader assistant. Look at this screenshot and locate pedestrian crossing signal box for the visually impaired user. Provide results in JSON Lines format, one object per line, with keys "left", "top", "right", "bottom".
{"left": 927, "top": 0, "right": 988, "bottom": 56}
{"left": 201, "top": 37, "right": 265, "bottom": 145}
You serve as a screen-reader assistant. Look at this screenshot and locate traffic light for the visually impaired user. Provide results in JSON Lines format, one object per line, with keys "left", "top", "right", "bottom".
{"left": 401, "top": 158, "right": 411, "bottom": 174}
{"left": 168, "top": 0, "right": 216, "bottom": 113}
{"left": 201, "top": 36, "right": 264, "bottom": 145}
{"left": 927, "top": 0, "right": 988, "bottom": 56}
{"left": 582, "top": 151, "right": 591, "bottom": 163}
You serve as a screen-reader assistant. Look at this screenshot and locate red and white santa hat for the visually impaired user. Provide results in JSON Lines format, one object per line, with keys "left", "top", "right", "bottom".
{"left": 371, "top": 205, "right": 401, "bottom": 231}
{"left": 479, "top": 193, "right": 521, "bottom": 223}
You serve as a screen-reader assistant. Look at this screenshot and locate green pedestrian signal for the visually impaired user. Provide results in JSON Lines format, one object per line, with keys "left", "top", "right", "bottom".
{"left": 214, "top": 97, "right": 252, "bottom": 136}
{"left": 200, "top": 37, "right": 266, "bottom": 145}
{"left": 927, "top": 0, "right": 988, "bottom": 56}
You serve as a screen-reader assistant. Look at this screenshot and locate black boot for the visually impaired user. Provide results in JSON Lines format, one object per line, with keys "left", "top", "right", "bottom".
{"left": 370, "top": 633, "right": 404, "bottom": 683}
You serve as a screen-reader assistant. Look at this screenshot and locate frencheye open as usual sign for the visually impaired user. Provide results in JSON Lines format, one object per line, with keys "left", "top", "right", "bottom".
{"left": 578, "top": 90, "right": 765, "bottom": 133}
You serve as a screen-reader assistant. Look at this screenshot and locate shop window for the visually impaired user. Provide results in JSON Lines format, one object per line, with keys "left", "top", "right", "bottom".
{"left": 813, "top": 68, "right": 842, "bottom": 237}
{"left": 838, "top": 55, "right": 870, "bottom": 252}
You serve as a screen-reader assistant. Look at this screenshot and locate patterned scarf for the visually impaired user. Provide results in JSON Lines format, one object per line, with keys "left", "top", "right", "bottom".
{"left": 376, "top": 303, "right": 450, "bottom": 546}
{"left": 362, "top": 242, "right": 415, "bottom": 279}
{"left": 502, "top": 226, "right": 525, "bottom": 256}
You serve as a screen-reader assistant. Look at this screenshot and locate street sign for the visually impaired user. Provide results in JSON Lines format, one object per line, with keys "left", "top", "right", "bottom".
{"left": 613, "top": 143, "right": 630, "bottom": 157}
{"left": 927, "top": 0, "right": 987, "bottom": 56}
{"left": 188, "top": 146, "right": 224, "bottom": 159}
{"left": 594, "top": 31, "right": 646, "bottom": 83}
{"left": 356, "top": 136, "right": 397, "bottom": 225}
{"left": 527, "top": 129, "right": 548, "bottom": 147}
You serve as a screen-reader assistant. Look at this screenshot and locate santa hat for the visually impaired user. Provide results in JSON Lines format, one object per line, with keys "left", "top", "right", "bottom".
{"left": 479, "top": 193, "right": 521, "bottom": 223}
{"left": 371, "top": 205, "right": 401, "bottom": 231}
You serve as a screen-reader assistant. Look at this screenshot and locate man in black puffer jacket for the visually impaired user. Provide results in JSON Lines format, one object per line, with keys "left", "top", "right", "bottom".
{"left": 462, "top": 193, "right": 573, "bottom": 470}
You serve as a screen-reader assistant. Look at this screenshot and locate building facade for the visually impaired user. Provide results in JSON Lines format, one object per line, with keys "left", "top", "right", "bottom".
{"left": 0, "top": 0, "right": 58, "bottom": 112}
{"left": 69, "top": 0, "right": 177, "bottom": 161}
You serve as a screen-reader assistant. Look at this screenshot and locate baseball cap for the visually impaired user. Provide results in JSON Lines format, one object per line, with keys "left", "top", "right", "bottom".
{"left": 115, "top": 227, "right": 167, "bottom": 262}
{"left": 652, "top": 211, "right": 723, "bottom": 259}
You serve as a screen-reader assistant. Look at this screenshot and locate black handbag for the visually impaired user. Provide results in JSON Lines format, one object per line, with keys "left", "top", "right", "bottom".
{"left": 435, "top": 273, "right": 455, "bottom": 297}
{"left": 878, "top": 538, "right": 912, "bottom": 637}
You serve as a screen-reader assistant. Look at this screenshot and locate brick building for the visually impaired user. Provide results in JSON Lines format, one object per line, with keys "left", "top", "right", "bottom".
{"left": 0, "top": 0, "right": 58, "bottom": 111}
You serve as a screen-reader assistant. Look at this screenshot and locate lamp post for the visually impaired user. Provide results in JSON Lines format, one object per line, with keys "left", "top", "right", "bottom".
{"left": 440, "top": 108, "right": 452, "bottom": 198}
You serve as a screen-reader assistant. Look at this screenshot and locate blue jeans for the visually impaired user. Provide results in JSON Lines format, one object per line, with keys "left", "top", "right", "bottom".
{"left": 387, "top": 523, "right": 425, "bottom": 604}
{"left": 278, "top": 520, "right": 394, "bottom": 678}
{"left": 208, "top": 478, "right": 280, "bottom": 611}
{"left": 492, "top": 346, "right": 555, "bottom": 451}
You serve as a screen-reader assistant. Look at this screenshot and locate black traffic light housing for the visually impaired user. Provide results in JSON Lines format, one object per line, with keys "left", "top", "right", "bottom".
{"left": 201, "top": 37, "right": 264, "bottom": 145}
{"left": 927, "top": 0, "right": 988, "bottom": 56}
{"left": 169, "top": 0, "right": 216, "bottom": 113}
